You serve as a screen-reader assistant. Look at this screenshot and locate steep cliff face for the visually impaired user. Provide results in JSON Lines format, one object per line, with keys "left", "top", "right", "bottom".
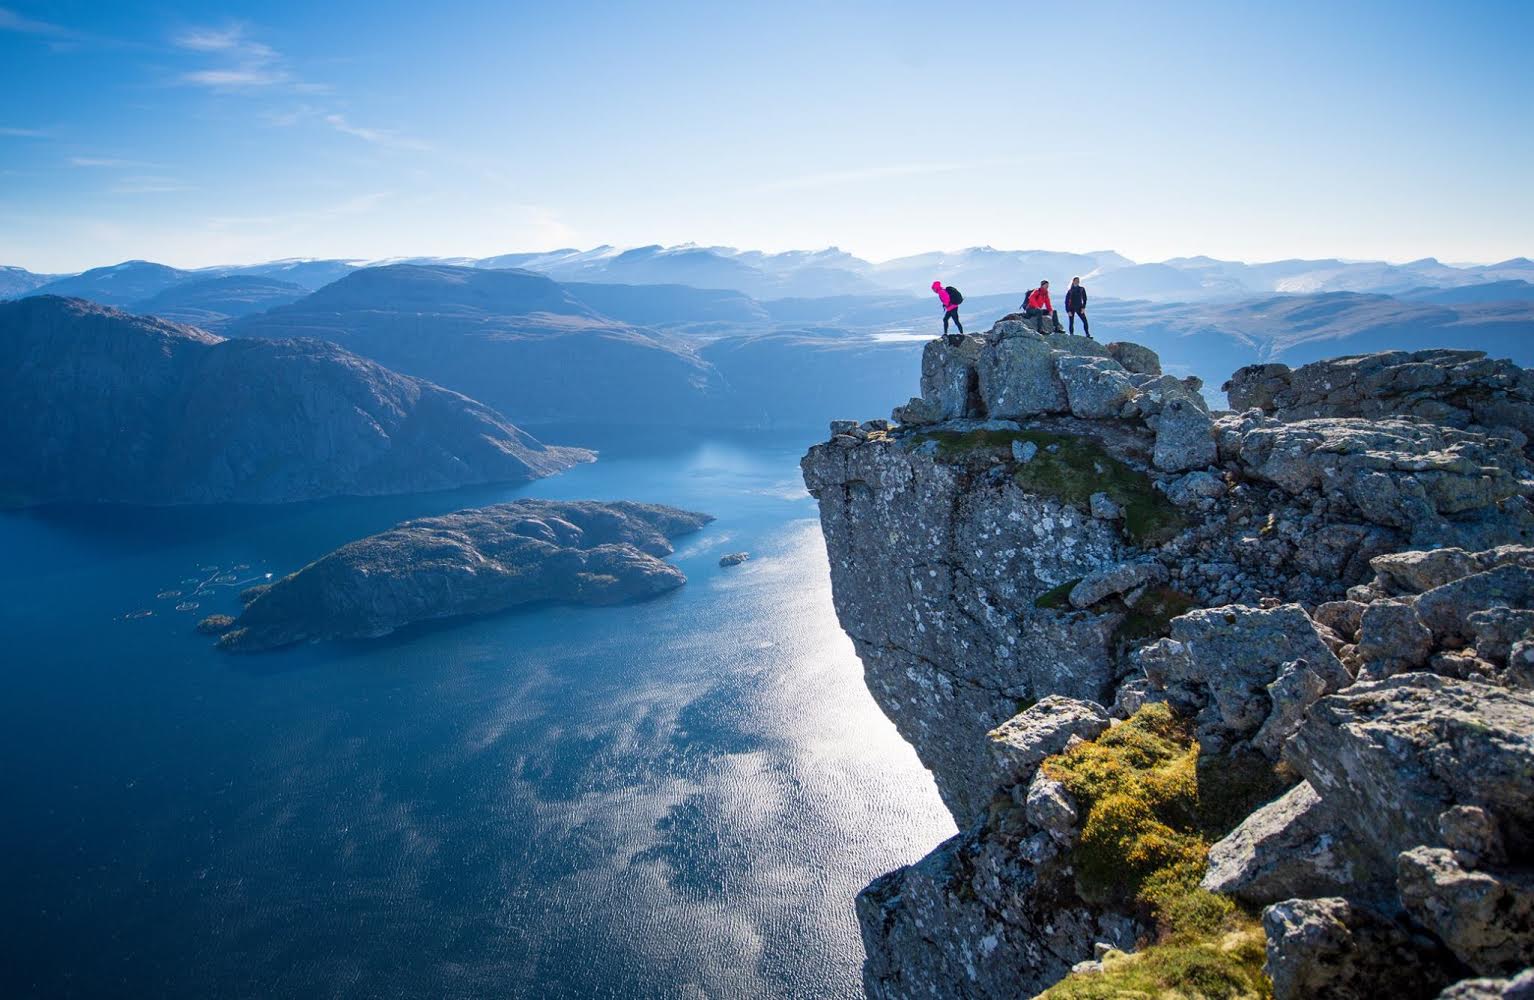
{"left": 803, "top": 315, "right": 1534, "bottom": 999}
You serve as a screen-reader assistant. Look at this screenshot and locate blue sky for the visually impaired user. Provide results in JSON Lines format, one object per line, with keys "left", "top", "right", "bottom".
{"left": 2, "top": 0, "right": 1531, "bottom": 272}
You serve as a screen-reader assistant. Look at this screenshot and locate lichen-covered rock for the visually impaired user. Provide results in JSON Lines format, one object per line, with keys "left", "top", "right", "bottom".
{"left": 1261, "top": 896, "right": 1456, "bottom": 1000}
{"left": 856, "top": 820, "right": 1140, "bottom": 1000}
{"left": 805, "top": 334, "right": 1534, "bottom": 999}
{"left": 1136, "top": 603, "right": 1350, "bottom": 753}
{"left": 1106, "top": 341, "right": 1161, "bottom": 376}
{"left": 1152, "top": 396, "right": 1217, "bottom": 472}
{"left": 976, "top": 333, "right": 1068, "bottom": 418}
{"left": 1225, "top": 349, "right": 1534, "bottom": 453}
{"left": 920, "top": 334, "right": 986, "bottom": 419}
{"left": 1285, "top": 674, "right": 1534, "bottom": 864}
{"left": 1024, "top": 771, "right": 1079, "bottom": 845}
{"left": 1163, "top": 469, "right": 1226, "bottom": 507}
{"left": 1222, "top": 415, "right": 1534, "bottom": 543}
{"left": 1415, "top": 564, "right": 1534, "bottom": 643}
{"left": 1469, "top": 607, "right": 1534, "bottom": 663}
{"left": 1203, "top": 782, "right": 1381, "bottom": 905}
{"left": 1356, "top": 599, "right": 1434, "bottom": 676}
{"left": 1371, "top": 548, "right": 1485, "bottom": 594}
{"left": 987, "top": 696, "right": 1111, "bottom": 793}
{"left": 1057, "top": 355, "right": 1136, "bottom": 419}
{"left": 1068, "top": 560, "right": 1166, "bottom": 609}
{"left": 1398, "top": 846, "right": 1534, "bottom": 976}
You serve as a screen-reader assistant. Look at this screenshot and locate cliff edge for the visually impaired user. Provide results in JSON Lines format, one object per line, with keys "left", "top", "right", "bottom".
{"left": 802, "top": 316, "right": 1534, "bottom": 999}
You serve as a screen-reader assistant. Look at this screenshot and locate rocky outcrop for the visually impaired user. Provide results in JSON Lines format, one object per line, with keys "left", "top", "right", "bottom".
{"left": 802, "top": 326, "right": 1534, "bottom": 998}
{"left": 1225, "top": 349, "right": 1534, "bottom": 453}
{"left": 0, "top": 296, "right": 592, "bottom": 505}
{"left": 213, "top": 501, "right": 710, "bottom": 651}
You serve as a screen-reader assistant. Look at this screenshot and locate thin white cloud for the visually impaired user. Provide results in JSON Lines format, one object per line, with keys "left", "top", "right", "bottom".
{"left": 324, "top": 113, "right": 430, "bottom": 151}
{"left": 183, "top": 67, "right": 288, "bottom": 87}
{"left": 0, "top": 126, "right": 49, "bottom": 137}
{"left": 0, "top": 6, "right": 69, "bottom": 36}
{"left": 174, "top": 26, "right": 273, "bottom": 57}
{"left": 174, "top": 23, "right": 294, "bottom": 90}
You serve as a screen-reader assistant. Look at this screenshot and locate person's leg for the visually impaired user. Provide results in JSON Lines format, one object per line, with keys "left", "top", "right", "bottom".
{"left": 952, "top": 309, "right": 963, "bottom": 336}
{"left": 943, "top": 309, "right": 952, "bottom": 335}
{"left": 1081, "top": 310, "right": 1090, "bottom": 338}
{"left": 1068, "top": 310, "right": 1076, "bottom": 334}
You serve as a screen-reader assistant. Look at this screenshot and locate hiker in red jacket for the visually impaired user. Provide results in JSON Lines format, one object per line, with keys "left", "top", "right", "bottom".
{"left": 1021, "top": 280, "right": 1061, "bottom": 332}
{"left": 932, "top": 280, "right": 964, "bottom": 341}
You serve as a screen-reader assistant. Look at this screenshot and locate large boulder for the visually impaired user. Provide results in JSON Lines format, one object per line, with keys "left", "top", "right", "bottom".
{"left": 975, "top": 333, "right": 1067, "bottom": 418}
{"left": 1415, "top": 564, "right": 1534, "bottom": 643}
{"left": 1203, "top": 781, "right": 1382, "bottom": 905}
{"left": 1224, "top": 350, "right": 1534, "bottom": 453}
{"left": 986, "top": 696, "right": 1111, "bottom": 791}
{"left": 1226, "top": 416, "right": 1533, "bottom": 539}
{"left": 1056, "top": 355, "right": 1136, "bottom": 419}
{"left": 920, "top": 334, "right": 986, "bottom": 419}
{"left": 1136, "top": 603, "right": 1350, "bottom": 752}
{"left": 1152, "top": 395, "right": 1217, "bottom": 472}
{"left": 1398, "top": 847, "right": 1534, "bottom": 977}
{"left": 1285, "top": 674, "right": 1534, "bottom": 864}
{"left": 1106, "top": 341, "right": 1161, "bottom": 376}
{"left": 1262, "top": 896, "right": 1457, "bottom": 1000}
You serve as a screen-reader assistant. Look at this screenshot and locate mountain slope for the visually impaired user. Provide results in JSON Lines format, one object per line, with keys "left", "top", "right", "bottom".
{"left": 32, "top": 260, "right": 194, "bottom": 305}
{"left": 133, "top": 275, "right": 308, "bottom": 329}
{"left": 0, "top": 296, "right": 591, "bottom": 505}
{"left": 0, "top": 266, "right": 56, "bottom": 300}
{"left": 228, "top": 264, "right": 726, "bottom": 426}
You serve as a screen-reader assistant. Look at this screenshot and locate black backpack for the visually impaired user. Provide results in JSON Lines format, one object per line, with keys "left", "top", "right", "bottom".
{"left": 944, "top": 285, "right": 963, "bottom": 306}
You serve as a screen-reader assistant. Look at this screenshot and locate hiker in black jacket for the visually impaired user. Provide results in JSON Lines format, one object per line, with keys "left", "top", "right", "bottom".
{"left": 1065, "top": 277, "right": 1090, "bottom": 338}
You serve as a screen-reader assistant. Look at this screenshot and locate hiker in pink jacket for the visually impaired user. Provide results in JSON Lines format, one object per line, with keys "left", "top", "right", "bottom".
{"left": 932, "top": 280, "right": 964, "bottom": 341}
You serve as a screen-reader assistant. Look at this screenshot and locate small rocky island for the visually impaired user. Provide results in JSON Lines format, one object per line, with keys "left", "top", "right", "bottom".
{"left": 210, "top": 500, "right": 711, "bottom": 651}
{"left": 803, "top": 314, "right": 1534, "bottom": 999}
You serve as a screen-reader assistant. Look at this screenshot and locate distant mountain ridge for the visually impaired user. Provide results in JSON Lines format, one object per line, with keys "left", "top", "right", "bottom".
{"left": 10, "top": 245, "right": 1533, "bottom": 306}
{"left": 0, "top": 296, "right": 591, "bottom": 505}
{"left": 227, "top": 264, "right": 729, "bottom": 428}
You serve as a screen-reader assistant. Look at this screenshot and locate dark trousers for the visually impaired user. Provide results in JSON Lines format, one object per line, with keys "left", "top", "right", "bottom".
{"left": 943, "top": 308, "right": 963, "bottom": 336}
{"left": 1069, "top": 309, "right": 1089, "bottom": 336}
{"left": 1024, "top": 307, "right": 1060, "bottom": 329}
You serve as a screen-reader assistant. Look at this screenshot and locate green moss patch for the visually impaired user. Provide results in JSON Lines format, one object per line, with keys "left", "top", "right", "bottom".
{"left": 1035, "top": 578, "right": 1083, "bottom": 609}
{"left": 1036, "top": 704, "right": 1288, "bottom": 999}
{"left": 911, "top": 428, "right": 1186, "bottom": 546}
{"left": 1113, "top": 586, "right": 1200, "bottom": 650}
{"left": 1039, "top": 921, "right": 1271, "bottom": 1000}
{"left": 1042, "top": 704, "right": 1288, "bottom": 913}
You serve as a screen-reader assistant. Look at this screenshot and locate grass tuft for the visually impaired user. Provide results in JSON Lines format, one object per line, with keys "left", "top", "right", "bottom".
{"left": 1036, "top": 703, "right": 1288, "bottom": 999}
{"left": 911, "top": 427, "right": 1186, "bottom": 545}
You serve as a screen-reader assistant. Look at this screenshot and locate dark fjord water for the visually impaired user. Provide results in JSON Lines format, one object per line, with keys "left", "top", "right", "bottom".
{"left": 0, "top": 433, "right": 954, "bottom": 999}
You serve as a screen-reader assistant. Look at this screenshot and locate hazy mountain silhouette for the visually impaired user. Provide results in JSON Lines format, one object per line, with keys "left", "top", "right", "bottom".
{"left": 33, "top": 260, "right": 193, "bottom": 305}
{"left": 228, "top": 264, "right": 727, "bottom": 427}
{"left": 0, "top": 296, "right": 590, "bottom": 505}
{"left": 133, "top": 275, "right": 308, "bottom": 330}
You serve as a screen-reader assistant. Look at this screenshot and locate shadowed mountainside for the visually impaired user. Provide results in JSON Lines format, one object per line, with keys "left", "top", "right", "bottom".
{"left": 0, "top": 296, "right": 591, "bottom": 506}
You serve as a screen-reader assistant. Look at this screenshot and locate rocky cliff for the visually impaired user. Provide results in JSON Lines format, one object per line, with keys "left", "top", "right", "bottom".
{"left": 802, "top": 317, "right": 1534, "bottom": 999}
{"left": 212, "top": 500, "right": 711, "bottom": 651}
{"left": 0, "top": 297, "right": 591, "bottom": 505}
